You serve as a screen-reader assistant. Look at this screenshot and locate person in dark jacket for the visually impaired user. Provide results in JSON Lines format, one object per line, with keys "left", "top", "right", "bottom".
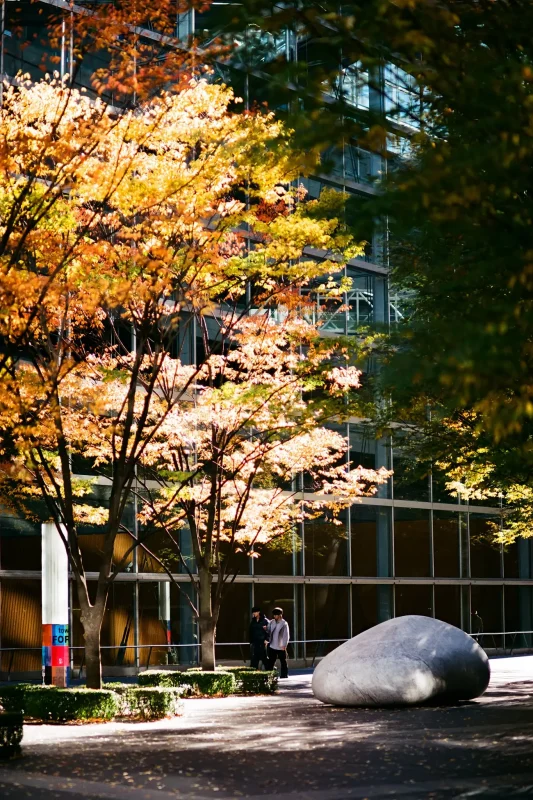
{"left": 249, "top": 606, "right": 269, "bottom": 669}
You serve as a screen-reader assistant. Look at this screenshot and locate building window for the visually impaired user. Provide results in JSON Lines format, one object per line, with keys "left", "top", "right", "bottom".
{"left": 433, "top": 511, "right": 467, "bottom": 578}
{"left": 352, "top": 584, "right": 380, "bottom": 634}
{"left": 305, "top": 583, "right": 350, "bottom": 658}
{"left": 395, "top": 584, "right": 433, "bottom": 619}
{"left": 337, "top": 62, "right": 370, "bottom": 110}
{"left": 469, "top": 514, "right": 502, "bottom": 578}
{"left": 351, "top": 505, "right": 392, "bottom": 577}
{"left": 394, "top": 508, "right": 431, "bottom": 577}
{"left": 434, "top": 584, "right": 462, "bottom": 629}
{"left": 470, "top": 585, "right": 503, "bottom": 648}
{"left": 304, "top": 515, "right": 348, "bottom": 577}
{"left": 214, "top": 583, "right": 251, "bottom": 661}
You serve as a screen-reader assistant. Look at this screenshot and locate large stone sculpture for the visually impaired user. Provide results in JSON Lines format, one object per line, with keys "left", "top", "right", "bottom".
{"left": 312, "top": 615, "right": 490, "bottom": 707}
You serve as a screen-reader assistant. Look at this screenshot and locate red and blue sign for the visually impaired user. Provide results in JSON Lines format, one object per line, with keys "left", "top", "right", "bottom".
{"left": 42, "top": 623, "right": 70, "bottom": 685}
{"left": 164, "top": 620, "right": 172, "bottom": 646}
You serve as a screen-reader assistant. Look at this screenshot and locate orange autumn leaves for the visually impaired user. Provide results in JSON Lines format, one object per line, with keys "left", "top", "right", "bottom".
{"left": 0, "top": 73, "right": 384, "bottom": 572}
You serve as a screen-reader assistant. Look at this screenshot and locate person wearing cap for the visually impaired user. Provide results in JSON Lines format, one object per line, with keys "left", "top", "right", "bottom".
{"left": 249, "top": 606, "right": 269, "bottom": 669}
{"left": 266, "top": 607, "right": 290, "bottom": 678}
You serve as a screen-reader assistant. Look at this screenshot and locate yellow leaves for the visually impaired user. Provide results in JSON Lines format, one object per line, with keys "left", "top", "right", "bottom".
{"left": 0, "top": 75, "right": 363, "bottom": 357}
{"left": 325, "top": 366, "right": 362, "bottom": 395}
{"left": 49, "top": 0, "right": 205, "bottom": 103}
{"left": 365, "top": 125, "right": 388, "bottom": 153}
{"left": 0, "top": 70, "right": 375, "bottom": 570}
{"left": 73, "top": 504, "right": 109, "bottom": 527}
{"left": 401, "top": 30, "right": 435, "bottom": 52}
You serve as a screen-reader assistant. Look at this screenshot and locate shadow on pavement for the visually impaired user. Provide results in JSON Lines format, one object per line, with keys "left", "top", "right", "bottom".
{"left": 1, "top": 674, "right": 533, "bottom": 799}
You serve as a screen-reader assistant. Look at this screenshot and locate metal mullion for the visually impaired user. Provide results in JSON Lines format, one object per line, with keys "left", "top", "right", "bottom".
{"left": 502, "top": 583, "right": 506, "bottom": 651}
{"left": 346, "top": 419, "right": 353, "bottom": 638}
{"left": 466, "top": 509, "right": 471, "bottom": 579}
{"left": 429, "top": 508, "right": 435, "bottom": 579}
{"left": 300, "top": 471, "right": 306, "bottom": 661}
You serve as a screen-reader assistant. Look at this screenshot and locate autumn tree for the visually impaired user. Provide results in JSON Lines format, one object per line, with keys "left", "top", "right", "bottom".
{"left": 0, "top": 0, "right": 208, "bottom": 364}
{"left": 39, "top": 316, "right": 387, "bottom": 673}
{"left": 0, "top": 59, "right": 387, "bottom": 685}
{"left": 135, "top": 318, "right": 386, "bottom": 671}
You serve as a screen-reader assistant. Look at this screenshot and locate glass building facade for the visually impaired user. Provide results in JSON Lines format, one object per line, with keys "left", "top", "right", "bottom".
{"left": 0, "top": 1, "right": 531, "bottom": 677}
{"left": 3, "top": 485, "right": 533, "bottom": 676}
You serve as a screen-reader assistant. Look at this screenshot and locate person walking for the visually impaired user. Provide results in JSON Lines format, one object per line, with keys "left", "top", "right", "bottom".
{"left": 267, "top": 607, "right": 290, "bottom": 678}
{"left": 471, "top": 609, "right": 484, "bottom": 646}
{"left": 249, "top": 606, "right": 269, "bottom": 669}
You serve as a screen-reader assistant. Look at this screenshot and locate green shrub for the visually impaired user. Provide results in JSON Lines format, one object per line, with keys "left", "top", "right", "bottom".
{"left": 0, "top": 686, "right": 118, "bottom": 722}
{"left": 104, "top": 683, "right": 133, "bottom": 716}
{"left": 218, "top": 666, "right": 255, "bottom": 673}
{"left": 106, "top": 684, "right": 183, "bottom": 719}
{"left": 139, "top": 669, "right": 236, "bottom": 696}
{"left": 0, "top": 684, "right": 31, "bottom": 713}
{"left": 138, "top": 670, "right": 185, "bottom": 688}
{"left": 103, "top": 682, "right": 130, "bottom": 693}
{"left": 233, "top": 669, "right": 278, "bottom": 694}
{"left": 0, "top": 712, "right": 23, "bottom": 759}
{"left": 31, "top": 688, "right": 118, "bottom": 722}
{"left": 179, "top": 670, "right": 235, "bottom": 696}
{"left": 188, "top": 665, "right": 253, "bottom": 672}
{"left": 124, "top": 688, "right": 183, "bottom": 720}
{"left": 214, "top": 666, "right": 278, "bottom": 693}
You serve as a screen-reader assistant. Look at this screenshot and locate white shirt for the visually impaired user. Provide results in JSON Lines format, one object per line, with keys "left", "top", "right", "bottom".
{"left": 268, "top": 618, "right": 289, "bottom": 649}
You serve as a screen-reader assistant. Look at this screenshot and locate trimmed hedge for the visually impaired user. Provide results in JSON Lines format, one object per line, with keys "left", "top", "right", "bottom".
{"left": 233, "top": 669, "right": 278, "bottom": 694}
{"left": 218, "top": 666, "right": 255, "bottom": 673}
{"left": 127, "top": 687, "right": 183, "bottom": 719}
{"left": 182, "top": 670, "right": 235, "bottom": 696}
{"left": 214, "top": 665, "right": 277, "bottom": 693}
{"left": 0, "top": 712, "right": 23, "bottom": 758}
{"left": 139, "top": 669, "right": 236, "bottom": 696}
{"left": 30, "top": 687, "right": 117, "bottom": 722}
{"left": 214, "top": 665, "right": 278, "bottom": 693}
{"left": 140, "top": 667, "right": 278, "bottom": 695}
{"left": 105, "top": 684, "right": 184, "bottom": 720}
{"left": 0, "top": 683, "right": 186, "bottom": 723}
{"left": 0, "top": 684, "right": 28, "bottom": 713}
{"left": 138, "top": 671, "right": 187, "bottom": 688}
{"left": 0, "top": 685, "right": 117, "bottom": 722}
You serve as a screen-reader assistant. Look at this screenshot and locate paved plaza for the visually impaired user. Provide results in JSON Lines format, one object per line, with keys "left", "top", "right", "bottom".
{"left": 1, "top": 656, "right": 533, "bottom": 799}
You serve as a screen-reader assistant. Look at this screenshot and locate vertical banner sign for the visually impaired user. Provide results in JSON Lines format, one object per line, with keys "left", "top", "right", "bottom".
{"left": 42, "top": 523, "right": 69, "bottom": 687}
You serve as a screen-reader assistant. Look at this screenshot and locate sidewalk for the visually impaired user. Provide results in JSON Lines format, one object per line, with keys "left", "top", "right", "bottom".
{"left": 1, "top": 655, "right": 532, "bottom": 799}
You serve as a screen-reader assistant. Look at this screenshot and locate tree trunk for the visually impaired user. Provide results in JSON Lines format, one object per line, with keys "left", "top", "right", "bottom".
{"left": 198, "top": 568, "right": 216, "bottom": 671}
{"left": 82, "top": 611, "right": 104, "bottom": 689}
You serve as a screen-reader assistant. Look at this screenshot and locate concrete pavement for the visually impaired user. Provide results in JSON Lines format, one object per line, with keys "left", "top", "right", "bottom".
{"left": 1, "top": 655, "right": 533, "bottom": 799}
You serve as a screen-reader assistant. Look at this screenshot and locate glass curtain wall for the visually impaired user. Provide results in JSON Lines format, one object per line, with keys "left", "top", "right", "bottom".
{"left": 0, "top": 456, "right": 533, "bottom": 675}
{"left": 1, "top": 501, "right": 532, "bottom": 676}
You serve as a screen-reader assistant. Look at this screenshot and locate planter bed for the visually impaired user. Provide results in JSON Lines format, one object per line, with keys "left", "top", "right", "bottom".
{"left": 139, "top": 668, "right": 278, "bottom": 696}
{"left": 0, "top": 684, "right": 183, "bottom": 724}
{"left": 0, "top": 666, "right": 277, "bottom": 725}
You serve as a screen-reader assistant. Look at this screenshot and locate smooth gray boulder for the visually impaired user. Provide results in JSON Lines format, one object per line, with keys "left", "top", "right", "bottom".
{"left": 312, "top": 615, "right": 490, "bottom": 707}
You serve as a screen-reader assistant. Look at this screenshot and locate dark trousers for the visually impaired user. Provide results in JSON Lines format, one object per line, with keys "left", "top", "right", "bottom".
{"left": 250, "top": 643, "right": 268, "bottom": 670}
{"left": 267, "top": 646, "right": 288, "bottom": 678}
